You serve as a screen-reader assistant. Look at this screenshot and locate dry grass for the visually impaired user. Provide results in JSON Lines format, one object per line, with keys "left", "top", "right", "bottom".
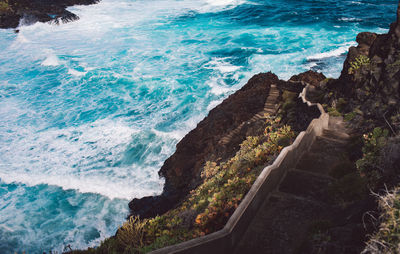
{"left": 117, "top": 216, "right": 147, "bottom": 250}
{"left": 93, "top": 116, "right": 296, "bottom": 253}
{"left": 363, "top": 187, "right": 400, "bottom": 254}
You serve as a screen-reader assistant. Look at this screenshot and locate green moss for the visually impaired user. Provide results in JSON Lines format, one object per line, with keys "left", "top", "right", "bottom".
{"left": 322, "top": 78, "right": 334, "bottom": 83}
{"left": 386, "top": 59, "right": 400, "bottom": 74}
{"left": 304, "top": 219, "right": 333, "bottom": 252}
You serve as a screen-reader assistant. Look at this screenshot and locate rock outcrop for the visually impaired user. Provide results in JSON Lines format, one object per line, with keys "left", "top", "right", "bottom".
{"left": 0, "top": 0, "right": 99, "bottom": 29}
{"left": 322, "top": 2, "right": 400, "bottom": 133}
{"left": 129, "top": 71, "right": 324, "bottom": 218}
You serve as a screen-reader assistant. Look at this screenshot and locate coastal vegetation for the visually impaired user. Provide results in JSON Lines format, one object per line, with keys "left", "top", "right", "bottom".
{"left": 72, "top": 3, "right": 400, "bottom": 252}
{"left": 0, "top": 0, "right": 11, "bottom": 12}
{"left": 356, "top": 128, "right": 390, "bottom": 187}
{"left": 364, "top": 187, "right": 400, "bottom": 254}
{"left": 78, "top": 116, "right": 296, "bottom": 253}
{"left": 348, "top": 55, "right": 371, "bottom": 75}
{"left": 1, "top": 1, "right": 397, "bottom": 252}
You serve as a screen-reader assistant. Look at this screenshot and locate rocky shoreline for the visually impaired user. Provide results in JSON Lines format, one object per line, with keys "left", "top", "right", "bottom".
{"left": 0, "top": 0, "right": 99, "bottom": 29}
{"left": 124, "top": 2, "right": 400, "bottom": 252}
{"left": 129, "top": 71, "right": 324, "bottom": 219}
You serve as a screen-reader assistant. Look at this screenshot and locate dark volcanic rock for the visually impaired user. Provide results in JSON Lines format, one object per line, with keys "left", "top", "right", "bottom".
{"left": 322, "top": 2, "right": 400, "bottom": 133}
{"left": 0, "top": 0, "right": 99, "bottom": 29}
{"left": 289, "top": 70, "right": 326, "bottom": 87}
{"left": 129, "top": 72, "right": 278, "bottom": 218}
{"left": 159, "top": 73, "right": 277, "bottom": 193}
{"left": 129, "top": 71, "right": 325, "bottom": 218}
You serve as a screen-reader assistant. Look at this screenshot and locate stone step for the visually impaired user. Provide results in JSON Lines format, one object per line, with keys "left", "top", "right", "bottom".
{"left": 322, "top": 129, "right": 351, "bottom": 141}
{"left": 219, "top": 84, "right": 280, "bottom": 146}
{"left": 233, "top": 106, "right": 363, "bottom": 254}
{"left": 295, "top": 151, "right": 347, "bottom": 175}
{"left": 278, "top": 169, "right": 334, "bottom": 203}
{"left": 328, "top": 116, "right": 348, "bottom": 131}
{"left": 310, "top": 136, "right": 350, "bottom": 154}
{"left": 234, "top": 192, "right": 332, "bottom": 254}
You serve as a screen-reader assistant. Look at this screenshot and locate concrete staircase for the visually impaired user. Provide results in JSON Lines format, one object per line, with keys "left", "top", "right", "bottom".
{"left": 233, "top": 116, "right": 366, "bottom": 254}
{"left": 219, "top": 84, "right": 280, "bottom": 146}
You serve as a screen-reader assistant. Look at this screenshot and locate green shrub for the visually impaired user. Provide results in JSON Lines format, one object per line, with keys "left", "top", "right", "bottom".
{"left": 91, "top": 116, "right": 296, "bottom": 253}
{"left": 344, "top": 111, "right": 356, "bottom": 122}
{"left": 0, "top": 0, "right": 11, "bottom": 12}
{"left": 356, "top": 127, "right": 389, "bottom": 186}
{"left": 327, "top": 107, "right": 341, "bottom": 117}
{"left": 348, "top": 55, "right": 370, "bottom": 74}
{"left": 117, "top": 216, "right": 147, "bottom": 250}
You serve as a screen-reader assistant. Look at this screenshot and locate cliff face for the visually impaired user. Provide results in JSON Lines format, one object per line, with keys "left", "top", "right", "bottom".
{"left": 129, "top": 72, "right": 275, "bottom": 218}
{"left": 95, "top": 3, "right": 400, "bottom": 253}
{"left": 129, "top": 71, "right": 324, "bottom": 218}
{"left": 129, "top": 2, "right": 400, "bottom": 219}
{"left": 323, "top": 2, "right": 400, "bottom": 133}
{"left": 0, "top": 0, "right": 99, "bottom": 29}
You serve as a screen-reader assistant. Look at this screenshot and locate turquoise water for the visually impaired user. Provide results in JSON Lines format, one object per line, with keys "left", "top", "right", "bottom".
{"left": 0, "top": 0, "right": 397, "bottom": 252}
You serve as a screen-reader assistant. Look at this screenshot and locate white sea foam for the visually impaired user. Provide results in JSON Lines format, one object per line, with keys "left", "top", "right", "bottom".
{"left": 307, "top": 42, "right": 357, "bottom": 61}
{"left": 0, "top": 111, "right": 165, "bottom": 199}
{"left": 0, "top": 181, "right": 128, "bottom": 252}
{"left": 196, "top": 0, "right": 249, "bottom": 13}
{"left": 68, "top": 68, "right": 87, "bottom": 76}
{"left": 339, "top": 17, "right": 363, "bottom": 22}
{"left": 204, "top": 0, "right": 244, "bottom": 7}
{"left": 204, "top": 58, "right": 242, "bottom": 73}
{"left": 16, "top": 33, "right": 29, "bottom": 43}
{"left": 42, "top": 54, "right": 61, "bottom": 66}
{"left": 0, "top": 0, "right": 391, "bottom": 252}
{"left": 207, "top": 99, "right": 223, "bottom": 111}
{"left": 207, "top": 78, "right": 234, "bottom": 95}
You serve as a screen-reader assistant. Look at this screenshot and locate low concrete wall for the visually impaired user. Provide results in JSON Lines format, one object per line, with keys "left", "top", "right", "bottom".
{"left": 151, "top": 85, "right": 329, "bottom": 254}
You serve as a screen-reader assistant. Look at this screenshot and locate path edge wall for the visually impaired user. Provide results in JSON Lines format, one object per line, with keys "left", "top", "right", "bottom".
{"left": 150, "top": 85, "right": 328, "bottom": 254}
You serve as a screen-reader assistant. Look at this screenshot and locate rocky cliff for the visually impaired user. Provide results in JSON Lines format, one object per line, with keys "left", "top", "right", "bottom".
{"left": 317, "top": 1, "right": 400, "bottom": 134}
{"left": 0, "top": 0, "right": 99, "bottom": 29}
{"left": 129, "top": 71, "right": 323, "bottom": 219}
{"left": 69, "top": 2, "right": 400, "bottom": 253}
{"left": 129, "top": 0, "right": 400, "bottom": 240}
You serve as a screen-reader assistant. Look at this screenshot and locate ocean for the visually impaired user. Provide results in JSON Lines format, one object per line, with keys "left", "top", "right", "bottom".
{"left": 0, "top": 0, "right": 397, "bottom": 252}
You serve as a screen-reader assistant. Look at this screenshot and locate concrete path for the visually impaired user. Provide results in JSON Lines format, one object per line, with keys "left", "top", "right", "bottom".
{"left": 219, "top": 84, "right": 280, "bottom": 146}
{"left": 234, "top": 117, "right": 368, "bottom": 254}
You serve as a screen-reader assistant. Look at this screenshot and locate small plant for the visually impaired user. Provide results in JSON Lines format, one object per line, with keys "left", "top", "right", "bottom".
{"left": 117, "top": 216, "right": 147, "bottom": 249}
{"left": 344, "top": 111, "right": 356, "bottom": 122}
{"left": 327, "top": 107, "right": 342, "bottom": 117}
{"left": 356, "top": 127, "right": 389, "bottom": 185}
{"left": 363, "top": 187, "right": 400, "bottom": 254}
{"left": 0, "top": 0, "right": 11, "bottom": 12}
{"left": 336, "top": 98, "right": 347, "bottom": 113}
{"left": 386, "top": 59, "right": 400, "bottom": 74}
{"left": 97, "top": 116, "right": 297, "bottom": 253}
{"left": 348, "top": 55, "right": 371, "bottom": 74}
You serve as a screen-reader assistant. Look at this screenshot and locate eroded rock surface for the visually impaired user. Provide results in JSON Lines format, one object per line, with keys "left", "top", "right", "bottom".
{"left": 0, "top": 0, "right": 99, "bottom": 29}
{"left": 129, "top": 71, "right": 324, "bottom": 218}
